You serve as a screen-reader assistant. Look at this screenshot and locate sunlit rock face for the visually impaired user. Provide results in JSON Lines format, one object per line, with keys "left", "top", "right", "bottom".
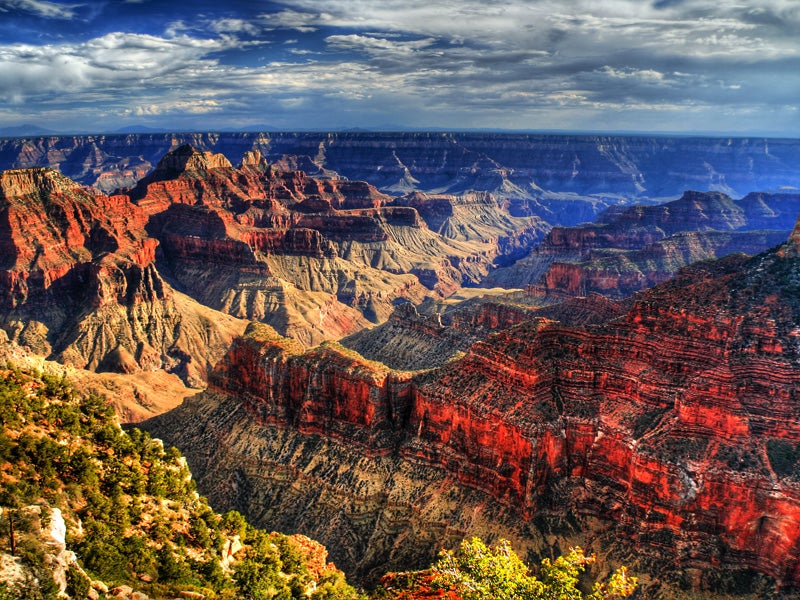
{"left": 127, "top": 144, "right": 547, "bottom": 345}
{"left": 0, "top": 166, "right": 247, "bottom": 388}
{"left": 144, "top": 221, "right": 800, "bottom": 595}
{"left": 0, "top": 142, "right": 548, "bottom": 379}
{"left": 487, "top": 189, "right": 800, "bottom": 294}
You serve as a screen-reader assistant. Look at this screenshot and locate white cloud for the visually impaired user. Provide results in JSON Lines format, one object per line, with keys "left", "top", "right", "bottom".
{"left": 128, "top": 99, "right": 223, "bottom": 116}
{"left": 278, "top": 97, "right": 308, "bottom": 108}
{"left": 261, "top": 9, "right": 323, "bottom": 33}
{"left": 599, "top": 67, "right": 667, "bottom": 84}
{"left": 0, "top": 0, "right": 796, "bottom": 134}
{"left": 209, "top": 18, "right": 261, "bottom": 36}
{"left": 0, "top": 0, "right": 78, "bottom": 19}
{"left": 0, "top": 32, "right": 239, "bottom": 102}
{"left": 275, "top": 0, "right": 800, "bottom": 61}
{"left": 325, "top": 34, "right": 436, "bottom": 56}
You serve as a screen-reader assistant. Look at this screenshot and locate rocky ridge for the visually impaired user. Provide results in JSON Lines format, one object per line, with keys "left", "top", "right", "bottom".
{"left": 0, "top": 167, "right": 246, "bottom": 389}
{"left": 3, "top": 132, "right": 800, "bottom": 208}
{"left": 6, "top": 133, "right": 800, "bottom": 596}
{"left": 132, "top": 145, "right": 546, "bottom": 345}
{"left": 143, "top": 216, "right": 800, "bottom": 596}
{"left": 0, "top": 367, "right": 361, "bottom": 599}
{"left": 340, "top": 294, "right": 627, "bottom": 371}
{"left": 488, "top": 189, "right": 800, "bottom": 296}
{"left": 0, "top": 144, "right": 546, "bottom": 387}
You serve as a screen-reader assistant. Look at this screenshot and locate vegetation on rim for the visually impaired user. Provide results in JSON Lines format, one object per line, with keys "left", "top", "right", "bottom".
{"left": 0, "top": 365, "right": 361, "bottom": 599}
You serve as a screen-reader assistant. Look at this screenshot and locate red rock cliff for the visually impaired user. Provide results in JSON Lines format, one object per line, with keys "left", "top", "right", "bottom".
{"left": 189, "top": 224, "right": 800, "bottom": 592}
{"left": 492, "top": 189, "right": 800, "bottom": 295}
{"left": 0, "top": 167, "right": 155, "bottom": 308}
{"left": 126, "top": 145, "right": 544, "bottom": 344}
{"left": 0, "top": 167, "right": 246, "bottom": 386}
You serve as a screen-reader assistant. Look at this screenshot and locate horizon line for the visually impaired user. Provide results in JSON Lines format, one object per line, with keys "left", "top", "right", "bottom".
{"left": 2, "top": 127, "right": 800, "bottom": 141}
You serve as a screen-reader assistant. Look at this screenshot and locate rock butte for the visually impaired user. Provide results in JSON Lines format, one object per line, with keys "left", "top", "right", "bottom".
{"left": 0, "top": 143, "right": 546, "bottom": 403}
{"left": 129, "top": 144, "right": 547, "bottom": 346}
{"left": 487, "top": 189, "right": 800, "bottom": 294}
{"left": 0, "top": 166, "right": 246, "bottom": 395}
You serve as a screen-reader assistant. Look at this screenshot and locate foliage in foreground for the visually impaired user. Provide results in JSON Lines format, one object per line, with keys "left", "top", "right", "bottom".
{"left": 430, "top": 537, "right": 637, "bottom": 600}
{"left": 0, "top": 365, "right": 361, "bottom": 599}
{"left": 0, "top": 364, "right": 634, "bottom": 600}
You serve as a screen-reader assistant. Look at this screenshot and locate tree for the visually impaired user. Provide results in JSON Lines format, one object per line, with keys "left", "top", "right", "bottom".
{"left": 0, "top": 582, "right": 15, "bottom": 600}
{"left": 232, "top": 557, "right": 284, "bottom": 600}
{"left": 431, "top": 538, "right": 637, "bottom": 600}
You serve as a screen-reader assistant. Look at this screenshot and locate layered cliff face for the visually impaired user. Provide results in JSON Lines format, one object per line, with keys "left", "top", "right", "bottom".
{"left": 0, "top": 143, "right": 547, "bottom": 373}
{"left": 128, "top": 144, "right": 389, "bottom": 215}
{"left": 144, "top": 220, "right": 800, "bottom": 595}
{"left": 4, "top": 133, "right": 800, "bottom": 209}
{"left": 133, "top": 146, "right": 546, "bottom": 345}
{"left": 340, "top": 293, "right": 627, "bottom": 371}
{"left": 0, "top": 167, "right": 246, "bottom": 389}
{"left": 489, "top": 190, "right": 800, "bottom": 295}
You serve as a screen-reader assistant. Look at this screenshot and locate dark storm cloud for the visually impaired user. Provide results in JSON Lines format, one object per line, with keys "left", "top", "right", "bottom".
{"left": 0, "top": 0, "right": 796, "bottom": 134}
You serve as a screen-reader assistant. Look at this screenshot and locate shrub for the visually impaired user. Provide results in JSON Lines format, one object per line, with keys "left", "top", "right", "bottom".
{"left": 431, "top": 537, "right": 637, "bottom": 600}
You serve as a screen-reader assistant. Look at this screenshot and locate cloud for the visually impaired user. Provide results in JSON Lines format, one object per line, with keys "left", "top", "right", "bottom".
{"left": 209, "top": 18, "right": 261, "bottom": 36}
{"left": 0, "top": 32, "right": 238, "bottom": 102}
{"left": 127, "top": 99, "right": 223, "bottom": 116}
{"left": 277, "top": 0, "right": 800, "bottom": 59}
{"left": 598, "top": 66, "right": 667, "bottom": 83}
{"left": 0, "top": 0, "right": 797, "bottom": 134}
{"left": 325, "top": 34, "right": 436, "bottom": 56}
{"left": 0, "top": 0, "right": 79, "bottom": 19}
{"left": 262, "top": 9, "right": 322, "bottom": 33}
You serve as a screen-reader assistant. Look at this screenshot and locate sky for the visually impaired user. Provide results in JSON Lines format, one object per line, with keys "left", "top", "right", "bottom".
{"left": 0, "top": 0, "right": 798, "bottom": 135}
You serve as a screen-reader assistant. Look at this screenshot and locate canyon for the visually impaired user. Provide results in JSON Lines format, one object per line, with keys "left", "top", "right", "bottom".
{"left": 143, "top": 221, "right": 800, "bottom": 596}
{"left": 2, "top": 132, "right": 800, "bottom": 208}
{"left": 488, "top": 189, "right": 800, "bottom": 295}
{"left": 0, "top": 166, "right": 247, "bottom": 393}
{"left": 0, "top": 142, "right": 546, "bottom": 389}
{"left": 3, "top": 132, "right": 800, "bottom": 597}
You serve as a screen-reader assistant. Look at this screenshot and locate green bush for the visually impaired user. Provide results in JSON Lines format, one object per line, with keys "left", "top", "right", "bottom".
{"left": 767, "top": 439, "right": 800, "bottom": 478}
{"left": 66, "top": 567, "right": 92, "bottom": 598}
{"left": 0, "top": 368, "right": 363, "bottom": 599}
{"left": 431, "top": 537, "right": 637, "bottom": 600}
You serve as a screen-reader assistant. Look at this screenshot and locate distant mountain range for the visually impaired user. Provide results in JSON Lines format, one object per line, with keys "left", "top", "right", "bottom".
{"left": 0, "top": 124, "right": 56, "bottom": 137}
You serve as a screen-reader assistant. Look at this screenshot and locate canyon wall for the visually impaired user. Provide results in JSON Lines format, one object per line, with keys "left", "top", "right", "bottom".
{"left": 3, "top": 133, "right": 800, "bottom": 215}
{"left": 488, "top": 189, "right": 800, "bottom": 295}
{"left": 0, "top": 167, "right": 246, "bottom": 388}
{"left": 0, "top": 144, "right": 547, "bottom": 379}
{"left": 133, "top": 145, "right": 546, "bottom": 344}
{"left": 143, "top": 223, "right": 800, "bottom": 596}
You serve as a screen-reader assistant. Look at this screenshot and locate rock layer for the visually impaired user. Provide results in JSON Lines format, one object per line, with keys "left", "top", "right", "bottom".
{"left": 0, "top": 167, "right": 246, "bottom": 388}
{"left": 134, "top": 145, "right": 546, "bottom": 344}
{"left": 145, "top": 221, "right": 800, "bottom": 595}
{"left": 4, "top": 132, "right": 800, "bottom": 206}
{"left": 0, "top": 143, "right": 547, "bottom": 377}
{"left": 488, "top": 190, "right": 800, "bottom": 295}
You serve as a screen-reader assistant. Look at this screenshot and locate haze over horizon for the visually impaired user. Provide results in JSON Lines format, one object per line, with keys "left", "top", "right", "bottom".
{"left": 0, "top": 0, "right": 798, "bottom": 137}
